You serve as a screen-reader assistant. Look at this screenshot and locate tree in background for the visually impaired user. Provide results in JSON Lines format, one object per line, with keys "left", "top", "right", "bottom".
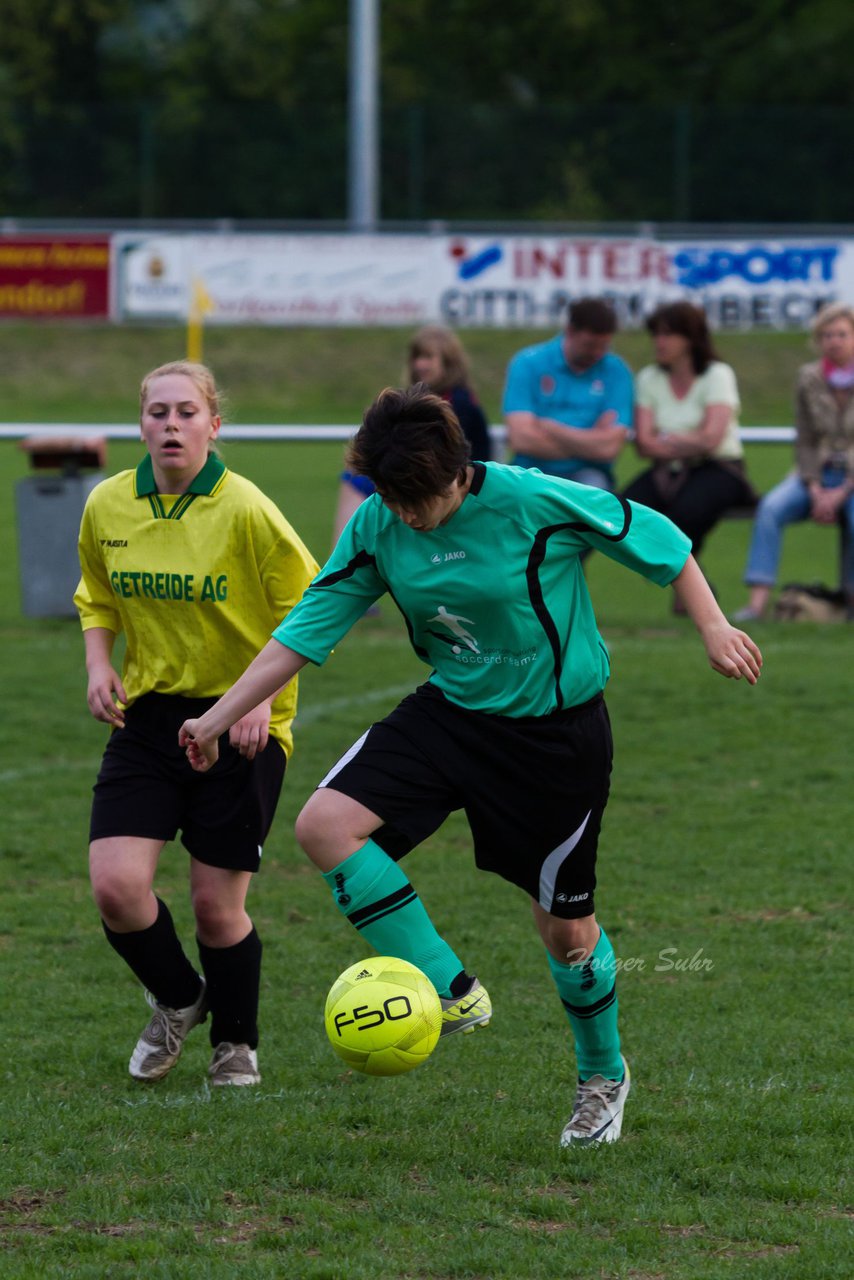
{"left": 2, "top": 1, "right": 854, "bottom": 220}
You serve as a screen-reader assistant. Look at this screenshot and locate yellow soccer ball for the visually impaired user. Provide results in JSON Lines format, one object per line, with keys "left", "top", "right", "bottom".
{"left": 324, "top": 956, "right": 442, "bottom": 1076}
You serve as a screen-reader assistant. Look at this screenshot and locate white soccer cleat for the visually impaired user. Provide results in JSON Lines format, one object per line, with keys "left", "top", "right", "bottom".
{"left": 128, "top": 980, "right": 208, "bottom": 1082}
{"left": 559, "top": 1055, "right": 631, "bottom": 1147}
{"left": 208, "top": 1042, "right": 261, "bottom": 1087}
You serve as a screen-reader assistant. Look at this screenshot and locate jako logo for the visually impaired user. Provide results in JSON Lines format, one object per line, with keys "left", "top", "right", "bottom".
{"left": 333, "top": 872, "right": 351, "bottom": 907}
{"left": 449, "top": 239, "right": 503, "bottom": 280}
{"left": 432, "top": 550, "right": 466, "bottom": 563}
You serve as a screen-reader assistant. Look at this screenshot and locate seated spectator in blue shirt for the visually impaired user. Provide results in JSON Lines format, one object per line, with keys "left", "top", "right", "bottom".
{"left": 502, "top": 297, "right": 633, "bottom": 490}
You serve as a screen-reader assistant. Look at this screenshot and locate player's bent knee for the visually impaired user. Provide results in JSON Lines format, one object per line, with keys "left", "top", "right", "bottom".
{"left": 294, "top": 788, "right": 371, "bottom": 860}
{"left": 89, "top": 837, "right": 160, "bottom": 926}
{"left": 90, "top": 872, "right": 148, "bottom": 926}
{"left": 190, "top": 888, "right": 230, "bottom": 937}
{"left": 545, "top": 913, "right": 599, "bottom": 964}
{"left": 293, "top": 800, "right": 325, "bottom": 855}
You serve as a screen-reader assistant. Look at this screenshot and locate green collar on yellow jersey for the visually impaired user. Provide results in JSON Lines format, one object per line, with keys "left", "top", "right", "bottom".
{"left": 133, "top": 453, "right": 228, "bottom": 520}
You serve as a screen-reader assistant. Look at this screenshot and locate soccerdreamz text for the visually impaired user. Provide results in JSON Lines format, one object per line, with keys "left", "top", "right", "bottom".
{"left": 450, "top": 647, "right": 538, "bottom": 667}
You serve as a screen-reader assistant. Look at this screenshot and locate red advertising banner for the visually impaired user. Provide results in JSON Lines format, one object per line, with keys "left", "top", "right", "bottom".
{"left": 0, "top": 237, "right": 110, "bottom": 318}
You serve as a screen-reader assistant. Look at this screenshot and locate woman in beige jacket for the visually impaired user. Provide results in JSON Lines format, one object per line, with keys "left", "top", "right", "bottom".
{"left": 734, "top": 303, "right": 854, "bottom": 621}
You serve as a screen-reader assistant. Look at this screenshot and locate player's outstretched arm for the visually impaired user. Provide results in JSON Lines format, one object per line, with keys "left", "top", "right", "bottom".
{"left": 672, "top": 556, "right": 763, "bottom": 684}
{"left": 179, "top": 640, "right": 309, "bottom": 771}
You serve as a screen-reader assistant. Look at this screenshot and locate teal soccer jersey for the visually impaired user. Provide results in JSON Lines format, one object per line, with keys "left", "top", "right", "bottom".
{"left": 274, "top": 462, "right": 691, "bottom": 716}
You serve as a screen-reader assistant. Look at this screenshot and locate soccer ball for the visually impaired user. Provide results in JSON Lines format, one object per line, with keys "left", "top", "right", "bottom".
{"left": 324, "top": 956, "right": 442, "bottom": 1077}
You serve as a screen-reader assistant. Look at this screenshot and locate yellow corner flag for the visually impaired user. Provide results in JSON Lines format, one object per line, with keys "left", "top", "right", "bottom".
{"left": 187, "top": 277, "right": 216, "bottom": 362}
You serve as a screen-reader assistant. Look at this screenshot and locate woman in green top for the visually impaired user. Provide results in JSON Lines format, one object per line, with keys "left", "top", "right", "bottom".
{"left": 179, "top": 384, "right": 762, "bottom": 1147}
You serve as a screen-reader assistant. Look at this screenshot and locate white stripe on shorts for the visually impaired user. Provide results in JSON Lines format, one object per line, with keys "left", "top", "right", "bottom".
{"left": 538, "top": 809, "right": 592, "bottom": 912}
{"left": 318, "top": 729, "right": 370, "bottom": 789}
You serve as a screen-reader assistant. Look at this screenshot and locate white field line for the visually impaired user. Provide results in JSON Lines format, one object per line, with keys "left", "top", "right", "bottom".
{"left": 295, "top": 682, "right": 414, "bottom": 726}
{"left": 0, "top": 758, "right": 100, "bottom": 785}
{"left": 0, "top": 683, "right": 415, "bottom": 784}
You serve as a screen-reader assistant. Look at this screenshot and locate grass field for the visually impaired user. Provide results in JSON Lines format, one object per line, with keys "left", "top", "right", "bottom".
{"left": 1, "top": 327, "right": 851, "bottom": 1279}
{"left": 0, "top": 322, "right": 817, "bottom": 425}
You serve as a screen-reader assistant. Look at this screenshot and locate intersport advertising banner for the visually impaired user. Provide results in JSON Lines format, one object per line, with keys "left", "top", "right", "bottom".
{"left": 113, "top": 232, "right": 847, "bottom": 329}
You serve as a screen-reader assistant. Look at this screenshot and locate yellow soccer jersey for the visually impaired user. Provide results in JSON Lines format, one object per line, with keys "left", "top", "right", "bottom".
{"left": 74, "top": 453, "right": 319, "bottom": 755}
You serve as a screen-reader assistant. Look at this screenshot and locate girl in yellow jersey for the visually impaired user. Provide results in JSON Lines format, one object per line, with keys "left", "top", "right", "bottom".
{"left": 75, "top": 361, "right": 318, "bottom": 1087}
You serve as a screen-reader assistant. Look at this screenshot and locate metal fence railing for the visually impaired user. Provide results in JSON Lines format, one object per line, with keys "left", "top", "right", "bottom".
{"left": 0, "top": 424, "right": 796, "bottom": 445}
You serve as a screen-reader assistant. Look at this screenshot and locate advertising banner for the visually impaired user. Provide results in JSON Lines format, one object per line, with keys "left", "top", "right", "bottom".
{"left": 438, "top": 235, "right": 842, "bottom": 330}
{"left": 113, "top": 235, "right": 189, "bottom": 319}
{"left": 191, "top": 233, "right": 437, "bottom": 325}
{"left": 114, "top": 232, "right": 438, "bottom": 324}
{"left": 0, "top": 237, "right": 110, "bottom": 318}
{"left": 113, "top": 231, "right": 851, "bottom": 330}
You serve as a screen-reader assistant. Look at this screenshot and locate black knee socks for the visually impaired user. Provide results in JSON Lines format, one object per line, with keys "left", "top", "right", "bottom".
{"left": 102, "top": 897, "right": 202, "bottom": 1010}
{"left": 197, "top": 927, "right": 263, "bottom": 1050}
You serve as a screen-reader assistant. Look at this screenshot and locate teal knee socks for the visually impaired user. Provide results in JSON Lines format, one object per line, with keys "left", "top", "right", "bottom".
{"left": 322, "top": 839, "right": 464, "bottom": 999}
{"left": 547, "top": 927, "right": 623, "bottom": 1081}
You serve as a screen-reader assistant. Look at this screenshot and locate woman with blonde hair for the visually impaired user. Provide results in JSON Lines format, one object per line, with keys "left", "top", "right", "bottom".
{"left": 406, "top": 325, "right": 491, "bottom": 462}
{"left": 331, "top": 325, "right": 490, "bottom": 544}
{"left": 734, "top": 302, "right": 854, "bottom": 621}
{"left": 75, "top": 360, "right": 318, "bottom": 1087}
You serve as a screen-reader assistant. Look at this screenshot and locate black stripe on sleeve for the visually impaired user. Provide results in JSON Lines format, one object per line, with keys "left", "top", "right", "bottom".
{"left": 311, "top": 549, "right": 433, "bottom": 664}
{"left": 314, "top": 549, "right": 378, "bottom": 588}
{"left": 603, "top": 495, "right": 633, "bottom": 544}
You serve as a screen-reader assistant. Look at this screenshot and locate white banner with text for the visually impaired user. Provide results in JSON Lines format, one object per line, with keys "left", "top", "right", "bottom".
{"left": 113, "top": 232, "right": 849, "bottom": 329}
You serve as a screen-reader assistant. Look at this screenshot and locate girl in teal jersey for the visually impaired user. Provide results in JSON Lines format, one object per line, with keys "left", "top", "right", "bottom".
{"left": 179, "top": 385, "right": 762, "bottom": 1146}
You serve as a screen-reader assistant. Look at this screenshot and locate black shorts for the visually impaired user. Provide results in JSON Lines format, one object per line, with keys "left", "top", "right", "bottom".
{"left": 319, "top": 684, "right": 612, "bottom": 918}
{"left": 89, "top": 693, "right": 286, "bottom": 872}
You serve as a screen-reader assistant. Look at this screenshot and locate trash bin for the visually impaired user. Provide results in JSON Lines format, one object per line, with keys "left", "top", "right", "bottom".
{"left": 15, "top": 436, "right": 107, "bottom": 618}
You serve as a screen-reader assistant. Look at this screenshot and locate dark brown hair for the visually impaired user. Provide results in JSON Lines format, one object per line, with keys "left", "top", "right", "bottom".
{"left": 646, "top": 301, "right": 719, "bottom": 375}
{"left": 567, "top": 297, "right": 618, "bottom": 335}
{"left": 347, "top": 385, "right": 471, "bottom": 505}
